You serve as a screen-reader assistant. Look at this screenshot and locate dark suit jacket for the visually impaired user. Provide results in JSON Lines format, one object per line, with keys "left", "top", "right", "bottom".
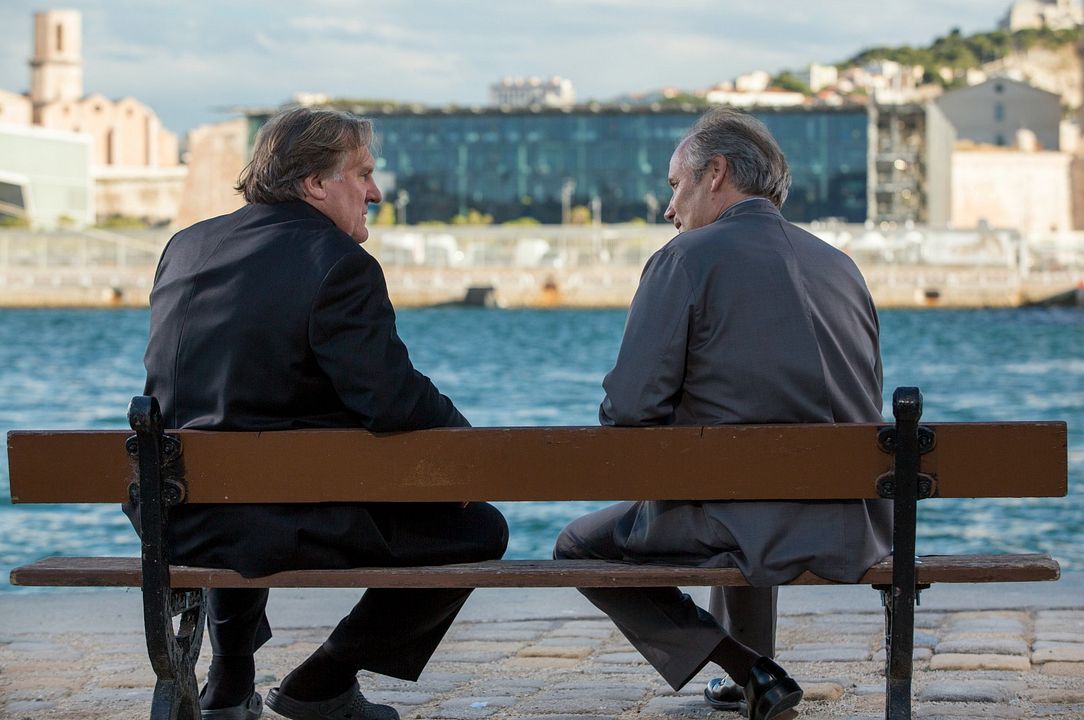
{"left": 144, "top": 200, "right": 465, "bottom": 432}
{"left": 599, "top": 198, "right": 892, "bottom": 585}
{"left": 127, "top": 200, "right": 467, "bottom": 575}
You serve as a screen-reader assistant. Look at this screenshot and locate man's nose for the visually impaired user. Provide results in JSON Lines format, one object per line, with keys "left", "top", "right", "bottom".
{"left": 664, "top": 203, "right": 675, "bottom": 221}
{"left": 370, "top": 182, "right": 383, "bottom": 205}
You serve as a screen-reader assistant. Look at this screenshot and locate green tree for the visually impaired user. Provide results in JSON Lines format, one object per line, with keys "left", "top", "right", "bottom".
{"left": 451, "top": 208, "right": 494, "bottom": 225}
{"left": 771, "top": 71, "right": 811, "bottom": 95}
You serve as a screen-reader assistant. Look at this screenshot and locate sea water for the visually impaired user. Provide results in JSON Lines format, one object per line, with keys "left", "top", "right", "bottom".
{"left": 0, "top": 307, "right": 1080, "bottom": 591}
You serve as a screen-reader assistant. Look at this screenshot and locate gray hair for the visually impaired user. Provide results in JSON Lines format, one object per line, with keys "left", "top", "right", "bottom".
{"left": 235, "top": 106, "right": 374, "bottom": 204}
{"left": 678, "top": 108, "right": 791, "bottom": 209}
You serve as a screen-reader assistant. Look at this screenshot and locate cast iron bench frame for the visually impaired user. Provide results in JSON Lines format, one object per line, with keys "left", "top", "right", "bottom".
{"left": 7, "top": 387, "right": 1068, "bottom": 720}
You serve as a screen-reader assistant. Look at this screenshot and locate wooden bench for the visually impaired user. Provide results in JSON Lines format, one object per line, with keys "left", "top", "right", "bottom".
{"left": 7, "top": 387, "right": 1067, "bottom": 720}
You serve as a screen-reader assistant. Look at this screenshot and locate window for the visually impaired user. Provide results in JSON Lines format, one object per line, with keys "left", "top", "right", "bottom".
{"left": 994, "top": 102, "right": 1005, "bottom": 122}
{"left": 56, "top": 24, "right": 64, "bottom": 52}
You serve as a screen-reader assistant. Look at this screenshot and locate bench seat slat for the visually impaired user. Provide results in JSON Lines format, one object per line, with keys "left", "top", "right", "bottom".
{"left": 10, "top": 554, "right": 1060, "bottom": 589}
{"left": 7, "top": 422, "right": 1067, "bottom": 504}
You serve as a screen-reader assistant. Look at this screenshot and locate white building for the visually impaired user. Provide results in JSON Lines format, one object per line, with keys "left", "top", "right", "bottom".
{"left": 0, "top": 123, "right": 94, "bottom": 228}
{"left": 999, "top": 0, "right": 1083, "bottom": 31}
{"left": 489, "top": 76, "right": 576, "bottom": 108}
{"left": 705, "top": 88, "right": 805, "bottom": 107}
{"left": 796, "top": 64, "right": 839, "bottom": 93}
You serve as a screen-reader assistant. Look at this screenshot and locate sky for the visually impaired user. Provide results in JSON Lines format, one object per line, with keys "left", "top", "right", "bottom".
{"left": 0, "top": 0, "right": 1040, "bottom": 136}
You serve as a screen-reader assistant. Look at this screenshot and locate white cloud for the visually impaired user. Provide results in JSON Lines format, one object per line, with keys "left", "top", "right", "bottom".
{"left": 0, "top": 0, "right": 1023, "bottom": 133}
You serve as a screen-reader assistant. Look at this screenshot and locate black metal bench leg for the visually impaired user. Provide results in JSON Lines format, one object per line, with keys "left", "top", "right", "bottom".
{"left": 147, "top": 590, "right": 206, "bottom": 720}
{"left": 877, "top": 387, "right": 932, "bottom": 720}
{"left": 129, "top": 396, "right": 204, "bottom": 720}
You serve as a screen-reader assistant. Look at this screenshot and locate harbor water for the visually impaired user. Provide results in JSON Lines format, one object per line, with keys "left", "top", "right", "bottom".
{"left": 0, "top": 307, "right": 1081, "bottom": 592}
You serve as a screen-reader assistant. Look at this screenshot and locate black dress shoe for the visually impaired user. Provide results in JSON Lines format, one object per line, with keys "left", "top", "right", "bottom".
{"left": 744, "top": 657, "right": 802, "bottom": 720}
{"left": 266, "top": 680, "right": 398, "bottom": 720}
{"left": 201, "top": 690, "right": 263, "bottom": 720}
{"left": 704, "top": 676, "right": 745, "bottom": 711}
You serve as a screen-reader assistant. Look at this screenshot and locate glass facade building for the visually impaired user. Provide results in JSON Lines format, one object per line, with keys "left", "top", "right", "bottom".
{"left": 249, "top": 105, "right": 870, "bottom": 224}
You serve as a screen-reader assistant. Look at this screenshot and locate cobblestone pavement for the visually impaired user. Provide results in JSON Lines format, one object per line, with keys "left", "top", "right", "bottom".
{"left": 2, "top": 597, "right": 1084, "bottom": 719}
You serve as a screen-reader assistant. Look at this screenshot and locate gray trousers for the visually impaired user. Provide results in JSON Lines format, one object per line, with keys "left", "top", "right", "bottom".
{"left": 554, "top": 502, "right": 776, "bottom": 689}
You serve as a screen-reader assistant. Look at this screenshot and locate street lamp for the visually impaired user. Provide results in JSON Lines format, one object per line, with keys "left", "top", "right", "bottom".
{"left": 560, "top": 179, "right": 575, "bottom": 225}
{"left": 395, "top": 190, "right": 410, "bottom": 225}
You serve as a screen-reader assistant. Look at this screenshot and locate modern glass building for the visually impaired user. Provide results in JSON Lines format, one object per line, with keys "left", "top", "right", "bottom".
{"left": 248, "top": 104, "right": 871, "bottom": 224}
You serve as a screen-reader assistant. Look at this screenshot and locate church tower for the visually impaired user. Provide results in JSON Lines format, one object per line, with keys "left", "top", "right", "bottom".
{"left": 29, "top": 10, "right": 83, "bottom": 109}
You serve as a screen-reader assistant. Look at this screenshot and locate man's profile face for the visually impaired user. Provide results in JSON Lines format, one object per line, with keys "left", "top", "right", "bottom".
{"left": 316, "top": 146, "right": 383, "bottom": 243}
{"left": 663, "top": 144, "right": 716, "bottom": 234}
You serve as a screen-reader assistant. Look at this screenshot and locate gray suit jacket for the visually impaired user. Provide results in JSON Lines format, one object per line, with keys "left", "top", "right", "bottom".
{"left": 600, "top": 197, "right": 892, "bottom": 586}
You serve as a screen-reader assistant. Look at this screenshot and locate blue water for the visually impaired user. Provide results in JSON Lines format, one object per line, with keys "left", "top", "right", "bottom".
{"left": 0, "top": 307, "right": 1081, "bottom": 591}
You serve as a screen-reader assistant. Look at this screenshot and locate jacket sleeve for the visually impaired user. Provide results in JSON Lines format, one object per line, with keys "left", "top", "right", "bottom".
{"left": 309, "top": 250, "right": 469, "bottom": 431}
{"left": 599, "top": 248, "right": 695, "bottom": 426}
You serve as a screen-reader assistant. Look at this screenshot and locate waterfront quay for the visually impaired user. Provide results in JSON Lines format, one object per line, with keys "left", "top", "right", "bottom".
{"left": 1, "top": 225, "right": 1082, "bottom": 309}
{"left": 2, "top": 579, "right": 1083, "bottom": 719}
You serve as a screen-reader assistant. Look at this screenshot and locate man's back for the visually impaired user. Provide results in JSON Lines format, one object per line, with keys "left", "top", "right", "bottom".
{"left": 602, "top": 198, "right": 883, "bottom": 428}
{"left": 146, "top": 200, "right": 463, "bottom": 433}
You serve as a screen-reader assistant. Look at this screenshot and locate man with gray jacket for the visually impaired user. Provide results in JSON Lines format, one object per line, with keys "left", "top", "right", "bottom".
{"left": 554, "top": 108, "right": 891, "bottom": 720}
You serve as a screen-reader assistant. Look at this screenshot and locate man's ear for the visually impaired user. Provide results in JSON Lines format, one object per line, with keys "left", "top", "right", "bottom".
{"left": 708, "top": 156, "right": 728, "bottom": 193}
{"left": 301, "top": 174, "right": 327, "bottom": 201}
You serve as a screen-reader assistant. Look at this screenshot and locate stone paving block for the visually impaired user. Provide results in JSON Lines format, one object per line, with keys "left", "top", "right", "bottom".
{"left": 777, "top": 647, "right": 870, "bottom": 662}
{"left": 518, "top": 644, "right": 593, "bottom": 659}
{"left": 448, "top": 627, "right": 547, "bottom": 642}
{"left": 1041, "top": 661, "right": 1084, "bottom": 677}
{"left": 914, "top": 612, "right": 945, "bottom": 628}
{"left": 640, "top": 695, "right": 719, "bottom": 718}
{"left": 367, "top": 671, "right": 472, "bottom": 692}
{"left": 2, "top": 640, "right": 83, "bottom": 660}
{"left": 1033, "top": 646, "right": 1084, "bottom": 663}
{"left": 917, "top": 679, "right": 1021, "bottom": 702}
{"left": 430, "top": 695, "right": 517, "bottom": 719}
{"left": 503, "top": 656, "right": 581, "bottom": 670}
{"left": 871, "top": 646, "right": 933, "bottom": 663}
{"left": 594, "top": 651, "right": 646, "bottom": 664}
{"left": 4, "top": 699, "right": 59, "bottom": 713}
{"left": 789, "top": 642, "right": 869, "bottom": 651}
{"left": 912, "top": 704, "right": 1025, "bottom": 719}
{"left": 514, "top": 716, "right": 617, "bottom": 720}
{"left": 929, "top": 653, "right": 1031, "bottom": 671}
{"left": 3, "top": 686, "right": 74, "bottom": 702}
{"left": 516, "top": 694, "right": 638, "bottom": 715}
{"left": 547, "top": 626, "right": 615, "bottom": 639}
{"left": 1026, "top": 688, "right": 1084, "bottom": 703}
{"left": 1033, "top": 639, "right": 1084, "bottom": 649}
{"left": 852, "top": 683, "right": 885, "bottom": 696}
{"left": 533, "top": 636, "right": 599, "bottom": 648}
{"left": 428, "top": 650, "right": 512, "bottom": 664}
{"left": 95, "top": 669, "right": 157, "bottom": 688}
{"left": 910, "top": 631, "right": 940, "bottom": 647}
{"left": 800, "top": 682, "right": 844, "bottom": 701}
{"left": 945, "top": 618, "right": 1027, "bottom": 634}
{"left": 78, "top": 687, "right": 157, "bottom": 704}
{"left": 587, "top": 663, "right": 654, "bottom": 675}
{"left": 368, "top": 691, "right": 436, "bottom": 706}
{"left": 481, "top": 678, "right": 546, "bottom": 693}
{"left": 935, "top": 638, "right": 1029, "bottom": 655}
{"left": 550, "top": 680, "right": 655, "bottom": 698}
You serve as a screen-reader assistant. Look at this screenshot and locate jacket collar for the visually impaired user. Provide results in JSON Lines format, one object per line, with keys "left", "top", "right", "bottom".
{"left": 717, "top": 197, "right": 780, "bottom": 222}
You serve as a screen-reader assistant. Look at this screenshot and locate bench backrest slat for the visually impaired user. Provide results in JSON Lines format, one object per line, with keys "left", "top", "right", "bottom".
{"left": 7, "top": 422, "right": 1066, "bottom": 504}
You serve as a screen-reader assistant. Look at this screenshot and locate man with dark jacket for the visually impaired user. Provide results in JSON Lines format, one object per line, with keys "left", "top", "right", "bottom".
{"left": 128, "top": 106, "right": 508, "bottom": 720}
{"left": 554, "top": 108, "right": 890, "bottom": 720}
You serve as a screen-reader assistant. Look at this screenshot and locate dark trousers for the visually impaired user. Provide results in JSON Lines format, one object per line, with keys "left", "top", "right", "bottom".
{"left": 554, "top": 501, "right": 771, "bottom": 690}
{"left": 134, "top": 502, "right": 508, "bottom": 681}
